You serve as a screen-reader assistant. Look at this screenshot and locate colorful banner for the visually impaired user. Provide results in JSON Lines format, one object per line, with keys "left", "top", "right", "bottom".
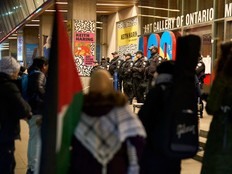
{"left": 73, "top": 20, "right": 95, "bottom": 76}
{"left": 117, "top": 26, "right": 138, "bottom": 46}
{"left": 84, "top": 55, "right": 94, "bottom": 66}
{"left": 117, "top": 17, "right": 138, "bottom": 57}
{"left": 160, "top": 31, "right": 176, "bottom": 60}
{"left": 74, "top": 31, "right": 94, "bottom": 66}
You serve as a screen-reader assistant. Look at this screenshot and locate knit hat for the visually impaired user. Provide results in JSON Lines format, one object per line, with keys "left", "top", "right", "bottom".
{"left": 0, "top": 56, "right": 20, "bottom": 76}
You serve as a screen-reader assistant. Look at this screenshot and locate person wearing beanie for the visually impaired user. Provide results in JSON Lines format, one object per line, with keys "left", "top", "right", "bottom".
{"left": 69, "top": 69, "right": 146, "bottom": 174}
{"left": 0, "top": 56, "right": 32, "bottom": 174}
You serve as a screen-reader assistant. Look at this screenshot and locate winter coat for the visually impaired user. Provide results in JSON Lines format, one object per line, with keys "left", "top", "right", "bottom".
{"left": 27, "top": 67, "right": 46, "bottom": 115}
{"left": 201, "top": 73, "right": 232, "bottom": 174}
{"left": 69, "top": 92, "right": 146, "bottom": 174}
{"left": 138, "top": 74, "right": 181, "bottom": 174}
{"left": 0, "top": 73, "right": 31, "bottom": 143}
{"left": 109, "top": 57, "right": 123, "bottom": 76}
{"left": 146, "top": 53, "right": 163, "bottom": 78}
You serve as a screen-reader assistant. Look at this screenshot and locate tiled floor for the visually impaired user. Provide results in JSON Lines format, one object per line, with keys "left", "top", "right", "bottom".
{"left": 15, "top": 107, "right": 212, "bottom": 174}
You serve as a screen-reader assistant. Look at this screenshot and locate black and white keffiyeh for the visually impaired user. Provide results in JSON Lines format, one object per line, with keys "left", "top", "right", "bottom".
{"left": 74, "top": 105, "right": 146, "bottom": 174}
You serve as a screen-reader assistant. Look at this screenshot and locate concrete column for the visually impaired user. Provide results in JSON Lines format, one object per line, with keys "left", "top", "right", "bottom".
{"left": 39, "top": 14, "right": 53, "bottom": 57}
{"left": 67, "top": 0, "right": 96, "bottom": 78}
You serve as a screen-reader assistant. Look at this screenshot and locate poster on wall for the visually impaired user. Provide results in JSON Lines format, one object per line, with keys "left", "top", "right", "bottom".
{"left": 26, "top": 44, "right": 38, "bottom": 67}
{"left": 74, "top": 32, "right": 94, "bottom": 66}
{"left": 117, "top": 17, "right": 138, "bottom": 57}
{"left": 73, "top": 20, "right": 95, "bottom": 76}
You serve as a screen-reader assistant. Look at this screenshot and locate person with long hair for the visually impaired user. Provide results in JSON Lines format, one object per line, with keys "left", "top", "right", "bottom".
{"left": 69, "top": 69, "right": 146, "bottom": 174}
{"left": 201, "top": 41, "right": 232, "bottom": 174}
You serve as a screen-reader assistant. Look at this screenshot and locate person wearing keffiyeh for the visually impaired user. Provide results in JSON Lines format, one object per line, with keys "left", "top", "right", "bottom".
{"left": 69, "top": 69, "right": 146, "bottom": 174}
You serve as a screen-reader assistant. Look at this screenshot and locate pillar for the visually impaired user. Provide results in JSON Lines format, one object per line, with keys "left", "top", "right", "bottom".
{"left": 68, "top": 0, "right": 96, "bottom": 77}
{"left": 23, "top": 27, "right": 39, "bottom": 67}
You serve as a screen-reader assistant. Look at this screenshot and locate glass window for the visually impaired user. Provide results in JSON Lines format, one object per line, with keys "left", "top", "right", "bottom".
{"left": 25, "top": 0, "right": 36, "bottom": 14}
{"left": 34, "top": 0, "right": 44, "bottom": 8}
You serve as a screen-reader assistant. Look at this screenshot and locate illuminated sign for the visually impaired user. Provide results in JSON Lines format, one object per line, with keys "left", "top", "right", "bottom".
{"left": 143, "top": 3, "right": 232, "bottom": 34}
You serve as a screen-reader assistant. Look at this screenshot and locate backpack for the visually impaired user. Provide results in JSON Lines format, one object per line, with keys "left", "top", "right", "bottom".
{"left": 19, "top": 70, "right": 40, "bottom": 101}
{"left": 155, "top": 35, "right": 201, "bottom": 160}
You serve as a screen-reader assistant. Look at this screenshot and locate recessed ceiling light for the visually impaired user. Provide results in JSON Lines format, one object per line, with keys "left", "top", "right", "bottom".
{"left": 56, "top": 2, "right": 68, "bottom": 5}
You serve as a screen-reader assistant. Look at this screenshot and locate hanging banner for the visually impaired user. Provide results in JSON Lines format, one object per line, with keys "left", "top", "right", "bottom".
{"left": 73, "top": 20, "right": 95, "bottom": 76}
{"left": 117, "top": 17, "right": 138, "bottom": 57}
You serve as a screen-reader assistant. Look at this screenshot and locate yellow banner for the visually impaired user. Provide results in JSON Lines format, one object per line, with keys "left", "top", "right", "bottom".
{"left": 117, "top": 25, "right": 138, "bottom": 46}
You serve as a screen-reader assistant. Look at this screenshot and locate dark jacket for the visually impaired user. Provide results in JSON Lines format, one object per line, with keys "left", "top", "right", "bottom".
{"left": 147, "top": 53, "right": 163, "bottom": 78}
{"left": 138, "top": 74, "right": 181, "bottom": 174}
{"left": 109, "top": 57, "right": 123, "bottom": 76}
{"left": 201, "top": 74, "right": 232, "bottom": 174}
{"left": 0, "top": 73, "right": 31, "bottom": 142}
{"left": 69, "top": 92, "right": 145, "bottom": 174}
{"left": 132, "top": 57, "right": 146, "bottom": 79}
{"left": 120, "top": 58, "right": 133, "bottom": 80}
{"left": 27, "top": 67, "right": 46, "bottom": 115}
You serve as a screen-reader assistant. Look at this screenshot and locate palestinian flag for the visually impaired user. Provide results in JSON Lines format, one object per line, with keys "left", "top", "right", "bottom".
{"left": 39, "top": 5, "right": 83, "bottom": 174}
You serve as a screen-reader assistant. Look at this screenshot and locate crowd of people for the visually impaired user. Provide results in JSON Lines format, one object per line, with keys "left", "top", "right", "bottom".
{"left": 1, "top": 38, "right": 232, "bottom": 174}
{"left": 92, "top": 46, "right": 166, "bottom": 104}
{"left": 92, "top": 45, "right": 206, "bottom": 106}
{"left": 0, "top": 56, "right": 48, "bottom": 174}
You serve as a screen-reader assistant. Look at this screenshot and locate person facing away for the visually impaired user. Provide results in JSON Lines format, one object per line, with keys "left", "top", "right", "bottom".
{"left": 0, "top": 56, "right": 31, "bottom": 174}
{"left": 26, "top": 57, "right": 48, "bottom": 174}
{"left": 138, "top": 60, "right": 181, "bottom": 174}
{"left": 69, "top": 69, "right": 146, "bottom": 174}
{"left": 201, "top": 41, "right": 232, "bottom": 174}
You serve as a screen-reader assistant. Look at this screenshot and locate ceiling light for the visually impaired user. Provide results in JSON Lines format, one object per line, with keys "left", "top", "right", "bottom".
{"left": 25, "top": 24, "right": 40, "bottom": 27}
{"left": 56, "top": 2, "right": 68, "bottom": 5}
{"left": 96, "top": 3, "right": 133, "bottom": 6}
{"left": 32, "top": 20, "right": 40, "bottom": 22}
{"left": 45, "top": 10, "right": 68, "bottom": 12}
{"left": 138, "top": 14, "right": 169, "bottom": 19}
{"left": 8, "top": 37, "right": 17, "bottom": 40}
{"left": 138, "top": 5, "right": 180, "bottom": 12}
{"left": 96, "top": 11, "right": 113, "bottom": 13}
